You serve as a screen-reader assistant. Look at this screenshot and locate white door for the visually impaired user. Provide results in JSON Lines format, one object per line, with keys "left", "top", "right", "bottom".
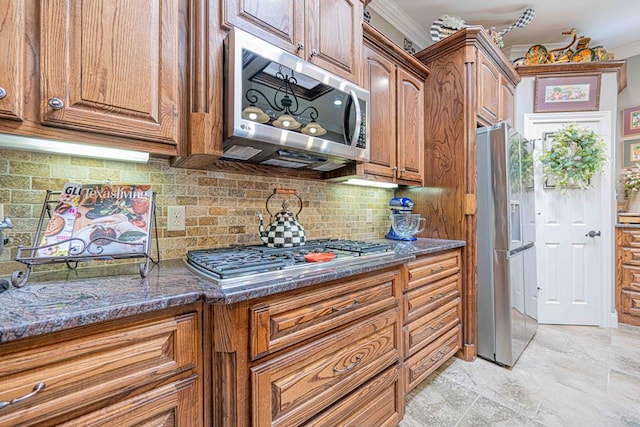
{"left": 524, "top": 112, "right": 614, "bottom": 326}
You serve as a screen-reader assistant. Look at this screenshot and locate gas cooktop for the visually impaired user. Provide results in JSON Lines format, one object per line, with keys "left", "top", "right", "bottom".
{"left": 186, "top": 239, "right": 394, "bottom": 287}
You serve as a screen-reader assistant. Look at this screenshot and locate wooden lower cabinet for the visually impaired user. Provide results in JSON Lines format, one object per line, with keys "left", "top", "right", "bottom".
{"left": 0, "top": 304, "right": 202, "bottom": 426}
{"left": 616, "top": 227, "right": 640, "bottom": 326}
{"left": 402, "top": 249, "right": 463, "bottom": 393}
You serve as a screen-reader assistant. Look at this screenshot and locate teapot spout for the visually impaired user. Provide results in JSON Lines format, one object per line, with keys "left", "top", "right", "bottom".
{"left": 256, "top": 212, "right": 268, "bottom": 243}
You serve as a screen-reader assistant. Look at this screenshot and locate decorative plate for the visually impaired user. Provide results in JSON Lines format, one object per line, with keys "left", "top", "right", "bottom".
{"left": 512, "top": 57, "right": 526, "bottom": 67}
{"left": 525, "top": 44, "right": 547, "bottom": 64}
{"left": 571, "top": 48, "right": 595, "bottom": 63}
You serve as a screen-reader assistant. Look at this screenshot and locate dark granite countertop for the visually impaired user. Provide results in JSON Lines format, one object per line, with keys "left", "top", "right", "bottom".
{"left": 0, "top": 238, "right": 464, "bottom": 344}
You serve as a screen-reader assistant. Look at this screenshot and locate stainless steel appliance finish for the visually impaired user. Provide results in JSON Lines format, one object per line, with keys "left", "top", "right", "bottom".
{"left": 224, "top": 28, "right": 369, "bottom": 172}
{"left": 476, "top": 122, "right": 538, "bottom": 366}
{"left": 186, "top": 240, "right": 393, "bottom": 288}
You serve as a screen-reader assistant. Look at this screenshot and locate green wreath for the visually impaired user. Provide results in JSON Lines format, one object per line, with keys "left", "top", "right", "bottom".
{"left": 538, "top": 122, "right": 606, "bottom": 189}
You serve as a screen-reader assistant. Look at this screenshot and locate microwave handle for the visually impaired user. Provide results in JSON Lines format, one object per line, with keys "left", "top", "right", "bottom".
{"left": 349, "top": 89, "right": 361, "bottom": 148}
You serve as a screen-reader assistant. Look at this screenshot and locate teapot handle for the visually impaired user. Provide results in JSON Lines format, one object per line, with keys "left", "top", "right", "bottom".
{"left": 265, "top": 188, "right": 303, "bottom": 217}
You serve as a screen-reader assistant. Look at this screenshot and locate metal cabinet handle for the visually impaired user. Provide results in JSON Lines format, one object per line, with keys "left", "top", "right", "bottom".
{"left": 401, "top": 168, "right": 406, "bottom": 172}
{"left": 48, "top": 97, "right": 64, "bottom": 110}
{"left": 430, "top": 265, "right": 445, "bottom": 272}
{"left": 332, "top": 299, "right": 359, "bottom": 312}
{"left": 429, "top": 292, "right": 445, "bottom": 301}
{"left": 392, "top": 166, "right": 398, "bottom": 171}
{"left": 430, "top": 349, "right": 448, "bottom": 362}
{"left": 585, "top": 230, "right": 601, "bottom": 238}
{"left": 297, "top": 42, "right": 304, "bottom": 51}
{"left": 310, "top": 48, "right": 318, "bottom": 57}
{"left": 431, "top": 321, "right": 446, "bottom": 332}
{"left": 0, "top": 87, "right": 6, "bottom": 100}
{"left": 0, "top": 382, "right": 46, "bottom": 410}
{"left": 333, "top": 354, "right": 362, "bottom": 373}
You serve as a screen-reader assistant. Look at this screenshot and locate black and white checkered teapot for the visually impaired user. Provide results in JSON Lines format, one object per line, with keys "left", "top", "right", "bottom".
{"left": 256, "top": 188, "right": 306, "bottom": 247}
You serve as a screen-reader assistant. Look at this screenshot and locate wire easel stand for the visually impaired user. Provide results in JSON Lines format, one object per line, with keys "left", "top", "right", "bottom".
{"left": 11, "top": 191, "right": 160, "bottom": 288}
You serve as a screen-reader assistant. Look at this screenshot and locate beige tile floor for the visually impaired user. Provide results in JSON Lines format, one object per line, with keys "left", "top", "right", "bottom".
{"left": 400, "top": 324, "right": 640, "bottom": 426}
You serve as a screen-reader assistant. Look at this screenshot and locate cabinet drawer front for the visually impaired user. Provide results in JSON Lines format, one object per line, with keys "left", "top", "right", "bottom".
{"left": 304, "top": 366, "right": 402, "bottom": 427}
{"left": 620, "top": 229, "right": 640, "bottom": 247}
{"left": 404, "top": 324, "right": 462, "bottom": 393}
{"left": 405, "top": 250, "right": 461, "bottom": 290}
{"left": 621, "top": 265, "right": 640, "bottom": 291}
{"left": 59, "top": 376, "right": 200, "bottom": 427}
{"left": 622, "top": 248, "right": 640, "bottom": 266}
{"left": 0, "top": 312, "right": 199, "bottom": 426}
{"left": 404, "top": 297, "right": 461, "bottom": 357}
{"left": 251, "top": 308, "right": 401, "bottom": 427}
{"left": 621, "top": 290, "right": 640, "bottom": 317}
{"left": 250, "top": 269, "right": 399, "bottom": 359}
{"left": 404, "top": 273, "right": 461, "bottom": 324}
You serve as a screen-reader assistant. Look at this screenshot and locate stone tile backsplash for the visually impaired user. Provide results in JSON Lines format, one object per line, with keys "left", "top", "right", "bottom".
{"left": 0, "top": 148, "right": 393, "bottom": 277}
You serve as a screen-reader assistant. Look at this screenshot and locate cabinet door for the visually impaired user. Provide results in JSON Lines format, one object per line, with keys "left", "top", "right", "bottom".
{"left": 222, "top": 0, "right": 304, "bottom": 54}
{"left": 477, "top": 53, "right": 500, "bottom": 124}
{"left": 306, "top": 0, "right": 362, "bottom": 83}
{"left": 40, "top": 0, "right": 182, "bottom": 145}
{"left": 396, "top": 68, "right": 424, "bottom": 184}
{"left": 0, "top": 0, "right": 24, "bottom": 121}
{"left": 363, "top": 45, "right": 397, "bottom": 179}
{"left": 500, "top": 78, "right": 515, "bottom": 127}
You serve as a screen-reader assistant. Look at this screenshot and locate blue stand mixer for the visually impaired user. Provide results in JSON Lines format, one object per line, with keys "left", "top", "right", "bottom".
{"left": 385, "top": 197, "right": 417, "bottom": 241}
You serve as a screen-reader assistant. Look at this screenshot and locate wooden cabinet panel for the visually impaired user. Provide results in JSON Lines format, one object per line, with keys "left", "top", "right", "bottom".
{"left": 500, "top": 79, "right": 515, "bottom": 127}
{"left": 404, "top": 297, "right": 461, "bottom": 357}
{"left": 621, "top": 290, "right": 640, "bottom": 318}
{"left": 620, "top": 229, "right": 640, "bottom": 247}
{"left": 477, "top": 53, "right": 500, "bottom": 124}
{"left": 0, "top": 0, "right": 24, "bottom": 121}
{"left": 40, "top": 0, "right": 182, "bottom": 145}
{"left": 362, "top": 45, "right": 397, "bottom": 179}
{"left": 222, "top": 0, "right": 303, "bottom": 52}
{"left": 305, "top": 366, "right": 403, "bottom": 427}
{"left": 0, "top": 311, "right": 199, "bottom": 426}
{"left": 621, "top": 265, "right": 640, "bottom": 292}
{"left": 60, "top": 376, "right": 200, "bottom": 427}
{"left": 404, "top": 324, "right": 462, "bottom": 393}
{"left": 306, "top": 0, "right": 361, "bottom": 82}
{"left": 404, "top": 273, "right": 461, "bottom": 324}
{"left": 396, "top": 68, "right": 424, "bottom": 183}
{"left": 250, "top": 269, "right": 399, "bottom": 359}
{"left": 405, "top": 250, "right": 462, "bottom": 291}
{"left": 251, "top": 308, "right": 401, "bottom": 427}
{"left": 622, "top": 248, "right": 640, "bottom": 266}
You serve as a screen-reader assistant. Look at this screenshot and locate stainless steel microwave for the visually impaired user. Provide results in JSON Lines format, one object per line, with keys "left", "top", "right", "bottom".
{"left": 223, "top": 28, "right": 369, "bottom": 172}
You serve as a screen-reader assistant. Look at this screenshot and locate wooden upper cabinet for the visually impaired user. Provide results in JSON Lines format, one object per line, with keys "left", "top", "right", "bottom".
{"left": 477, "top": 52, "right": 500, "bottom": 125}
{"left": 397, "top": 68, "right": 424, "bottom": 183}
{"left": 360, "top": 25, "right": 427, "bottom": 185}
{"left": 0, "top": 0, "right": 24, "bottom": 121}
{"left": 363, "top": 45, "right": 397, "bottom": 179}
{"left": 223, "top": 0, "right": 362, "bottom": 83}
{"left": 39, "top": 0, "right": 182, "bottom": 147}
{"left": 500, "top": 79, "right": 516, "bottom": 127}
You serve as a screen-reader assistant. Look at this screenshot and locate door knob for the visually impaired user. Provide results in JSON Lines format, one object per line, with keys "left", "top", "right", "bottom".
{"left": 585, "top": 230, "right": 601, "bottom": 238}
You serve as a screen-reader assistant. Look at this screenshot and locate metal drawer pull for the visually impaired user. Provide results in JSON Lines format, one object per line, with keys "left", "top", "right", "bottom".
{"left": 431, "top": 321, "right": 446, "bottom": 332}
{"left": 332, "top": 299, "right": 359, "bottom": 312}
{"left": 0, "top": 87, "right": 6, "bottom": 100}
{"left": 430, "top": 265, "right": 445, "bottom": 272}
{"left": 310, "top": 48, "right": 318, "bottom": 57}
{"left": 0, "top": 382, "right": 46, "bottom": 410}
{"left": 430, "top": 349, "right": 448, "bottom": 363}
{"left": 48, "top": 97, "right": 64, "bottom": 110}
{"left": 333, "top": 354, "right": 362, "bottom": 373}
{"left": 297, "top": 42, "right": 304, "bottom": 51}
{"left": 429, "top": 292, "right": 445, "bottom": 301}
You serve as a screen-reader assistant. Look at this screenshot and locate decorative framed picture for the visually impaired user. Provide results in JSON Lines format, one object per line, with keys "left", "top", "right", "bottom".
{"left": 623, "top": 139, "right": 640, "bottom": 167}
{"left": 623, "top": 106, "right": 640, "bottom": 137}
{"left": 534, "top": 74, "right": 601, "bottom": 113}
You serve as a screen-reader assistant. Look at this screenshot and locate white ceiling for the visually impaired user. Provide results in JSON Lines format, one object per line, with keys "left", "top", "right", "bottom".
{"left": 369, "top": 0, "right": 640, "bottom": 60}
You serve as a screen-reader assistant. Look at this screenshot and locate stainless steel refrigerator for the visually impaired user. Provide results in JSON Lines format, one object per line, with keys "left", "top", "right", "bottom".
{"left": 476, "top": 122, "right": 538, "bottom": 366}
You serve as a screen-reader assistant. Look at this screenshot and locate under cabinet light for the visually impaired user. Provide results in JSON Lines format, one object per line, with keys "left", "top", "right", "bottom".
{"left": 0, "top": 133, "right": 149, "bottom": 163}
{"left": 341, "top": 179, "right": 398, "bottom": 189}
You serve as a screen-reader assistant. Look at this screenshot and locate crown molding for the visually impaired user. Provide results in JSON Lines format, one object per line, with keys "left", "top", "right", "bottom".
{"left": 613, "top": 40, "right": 640, "bottom": 60}
{"left": 367, "top": 0, "right": 430, "bottom": 49}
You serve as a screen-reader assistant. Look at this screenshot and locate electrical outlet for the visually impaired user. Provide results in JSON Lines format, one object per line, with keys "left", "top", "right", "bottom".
{"left": 167, "top": 206, "right": 186, "bottom": 231}
{"left": 366, "top": 208, "right": 373, "bottom": 223}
